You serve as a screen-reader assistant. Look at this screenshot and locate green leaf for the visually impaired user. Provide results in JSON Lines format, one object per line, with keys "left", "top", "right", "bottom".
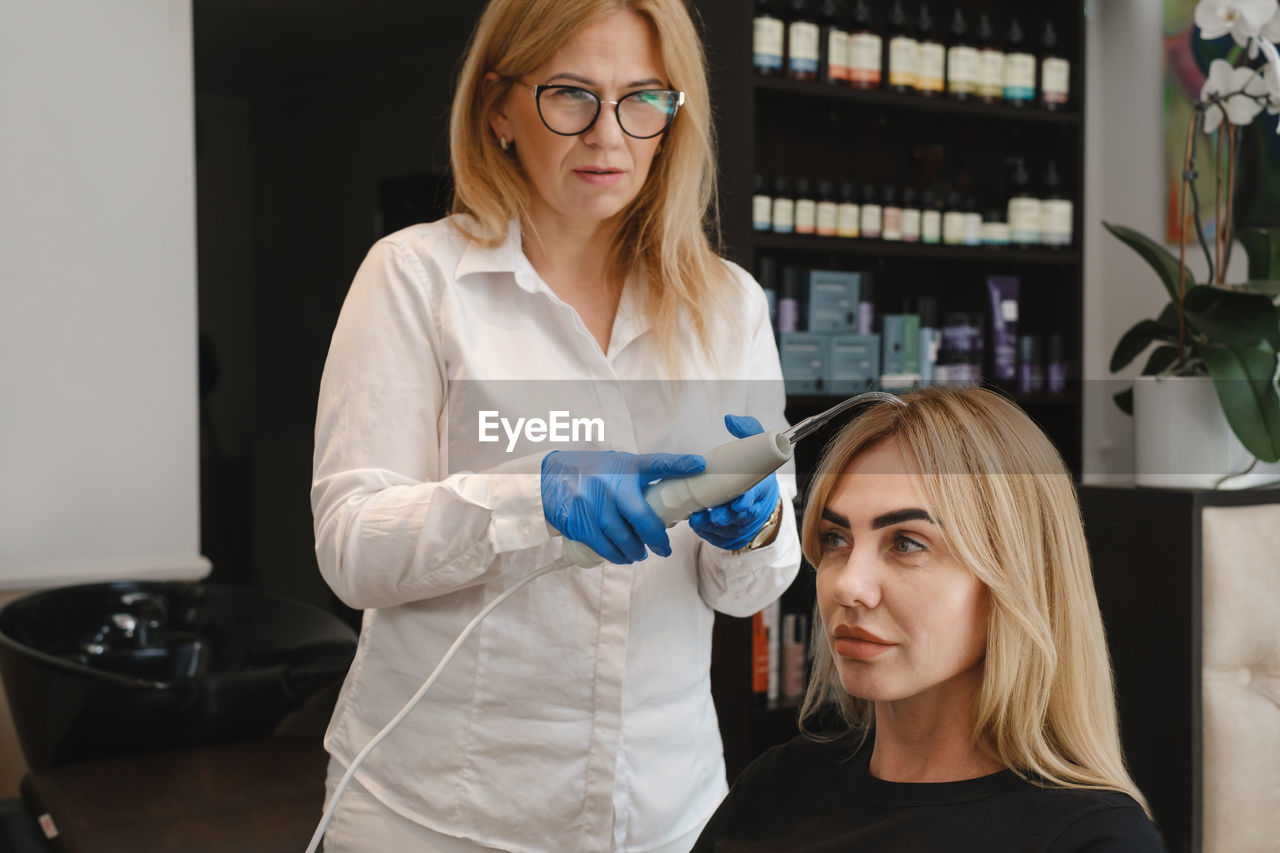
{"left": 1236, "top": 227, "right": 1280, "bottom": 281}
{"left": 1110, "top": 319, "right": 1181, "bottom": 372}
{"left": 1103, "top": 221, "right": 1199, "bottom": 306}
{"left": 1227, "top": 279, "right": 1280, "bottom": 298}
{"left": 1141, "top": 345, "right": 1182, "bottom": 375}
{"left": 1113, "top": 386, "right": 1134, "bottom": 415}
{"left": 1182, "top": 284, "right": 1280, "bottom": 352}
{"left": 1197, "top": 342, "right": 1280, "bottom": 463}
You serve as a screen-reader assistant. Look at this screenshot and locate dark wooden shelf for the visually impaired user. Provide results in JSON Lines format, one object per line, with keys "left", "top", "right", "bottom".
{"left": 754, "top": 75, "right": 1082, "bottom": 126}
{"left": 754, "top": 233, "right": 1080, "bottom": 265}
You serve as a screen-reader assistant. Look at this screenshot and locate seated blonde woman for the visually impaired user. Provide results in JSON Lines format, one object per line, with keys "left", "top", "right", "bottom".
{"left": 694, "top": 387, "right": 1165, "bottom": 852}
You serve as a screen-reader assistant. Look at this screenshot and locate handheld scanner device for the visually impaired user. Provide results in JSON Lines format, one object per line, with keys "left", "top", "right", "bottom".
{"left": 562, "top": 391, "right": 905, "bottom": 568}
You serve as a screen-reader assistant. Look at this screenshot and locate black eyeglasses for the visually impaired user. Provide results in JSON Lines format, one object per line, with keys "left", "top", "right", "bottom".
{"left": 528, "top": 84, "right": 685, "bottom": 139}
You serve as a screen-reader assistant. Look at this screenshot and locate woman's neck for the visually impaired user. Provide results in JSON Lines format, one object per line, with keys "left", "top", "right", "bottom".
{"left": 521, "top": 211, "right": 626, "bottom": 353}
{"left": 867, "top": 671, "right": 1005, "bottom": 783}
{"left": 522, "top": 209, "right": 622, "bottom": 294}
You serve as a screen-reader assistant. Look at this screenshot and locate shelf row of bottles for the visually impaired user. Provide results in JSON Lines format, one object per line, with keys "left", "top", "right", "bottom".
{"left": 752, "top": 157, "right": 1074, "bottom": 249}
{"left": 760, "top": 263, "right": 1070, "bottom": 395}
{"left": 753, "top": 0, "right": 1071, "bottom": 111}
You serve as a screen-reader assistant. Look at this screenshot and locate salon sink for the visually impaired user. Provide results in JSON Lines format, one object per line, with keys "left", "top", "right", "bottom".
{"left": 0, "top": 581, "right": 356, "bottom": 770}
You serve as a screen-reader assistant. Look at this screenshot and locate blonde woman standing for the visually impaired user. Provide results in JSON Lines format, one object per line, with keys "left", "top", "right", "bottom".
{"left": 693, "top": 387, "right": 1165, "bottom": 852}
{"left": 310, "top": 0, "right": 800, "bottom": 850}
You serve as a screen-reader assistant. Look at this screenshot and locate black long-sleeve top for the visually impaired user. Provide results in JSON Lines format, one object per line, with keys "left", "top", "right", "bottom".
{"left": 693, "top": 733, "right": 1166, "bottom": 852}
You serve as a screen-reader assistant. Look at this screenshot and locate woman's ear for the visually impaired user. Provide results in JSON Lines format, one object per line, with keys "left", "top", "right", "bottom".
{"left": 482, "top": 72, "right": 511, "bottom": 145}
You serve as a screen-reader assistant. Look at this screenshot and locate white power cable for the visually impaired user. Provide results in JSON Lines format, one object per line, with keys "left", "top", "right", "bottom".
{"left": 304, "top": 553, "right": 577, "bottom": 853}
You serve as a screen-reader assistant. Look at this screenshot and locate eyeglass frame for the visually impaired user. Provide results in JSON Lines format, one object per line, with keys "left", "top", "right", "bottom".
{"left": 523, "top": 82, "right": 686, "bottom": 140}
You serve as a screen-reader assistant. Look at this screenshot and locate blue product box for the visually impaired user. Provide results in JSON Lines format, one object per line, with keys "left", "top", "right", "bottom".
{"left": 880, "top": 314, "right": 921, "bottom": 390}
{"left": 806, "top": 270, "right": 860, "bottom": 332}
{"left": 828, "top": 334, "right": 881, "bottom": 395}
{"left": 779, "top": 332, "right": 830, "bottom": 394}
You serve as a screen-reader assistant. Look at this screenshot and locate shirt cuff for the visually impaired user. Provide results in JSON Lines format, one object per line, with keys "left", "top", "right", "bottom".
{"left": 476, "top": 452, "right": 556, "bottom": 552}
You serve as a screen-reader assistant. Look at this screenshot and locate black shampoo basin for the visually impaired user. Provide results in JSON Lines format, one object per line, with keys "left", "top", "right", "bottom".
{"left": 0, "top": 581, "right": 356, "bottom": 770}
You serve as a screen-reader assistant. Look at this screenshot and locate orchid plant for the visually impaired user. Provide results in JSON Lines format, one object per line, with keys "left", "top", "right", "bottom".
{"left": 1106, "top": 0, "right": 1280, "bottom": 465}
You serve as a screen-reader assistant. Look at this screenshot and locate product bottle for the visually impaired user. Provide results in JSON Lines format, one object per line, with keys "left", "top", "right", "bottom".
{"left": 942, "top": 190, "right": 966, "bottom": 245}
{"left": 886, "top": 0, "right": 918, "bottom": 93}
{"left": 860, "top": 185, "right": 883, "bottom": 238}
{"left": 846, "top": 0, "right": 883, "bottom": 89}
{"left": 881, "top": 186, "right": 903, "bottom": 241}
{"left": 781, "top": 613, "right": 807, "bottom": 699}
{"left": 757, "top": 255, "right": 779, "bottom": 330}
{"left": 946, "top": 7, "right": 978, "bottom": 100}
{"left": 753, "top": 0, "right": 786, "bottom": 76}
{"left": 857, "top": 273, "right": 875, "bottom": 334}
{"left": 1040, "top": 159, "right": 1073, "bottom": 248}
{"left": 975, "top": 13, "right": 1004, "bottom": 104}
{"left": 916, "top": 297, "right": 939, "bottom": 385}
{"left": 1017, "top": 334, "right": 1044, "bottom": 394}
{"left": 1046, "top": 333, "right": 1067, "bottom": 393}
{"left": 1006, "top": 158, "right": 1041, "bottom": 247}
{"left": 981, "top": 208, "right": 1009, "bottom": 246}
{"left": 771, "top": 176, "right": 795, "bottom": 234}
{"left": 793, "top": 177, "right": 817, "bottom": 234}
{"left": 819, "top": 0, "right": 851, "bottom": 85}
{"left": 786, "top": 0, "right": 821, "bottom": 81}
{"left": 816, "top": 179, "right": 838, "bottom": 236}
{"left": 1040, "top": 19, "right": 1070, "bottom": 110}
{"left": 836, "top": 180, "right": 861, "bottom": 237}
{"left": 915, "top": 4, "right": 945, "bottom": 97}
{"left": 1003, "top": 16, "right": 1035, "bottom": 107}
{"left": 752, "top": 174, "right": 773, "bottom": 231}
{"left": 900, "top": 187, "right": 921, "bottom": 241}
{"left": 940, "top": 311, "right": 983, "bottom": 386}
{"left": 778, "top": 267, "right": 801, "bottom": 332}
{"left": 920, "top": 189, "right": 942, "bottom": 243}
{"left": 962, "top": 195, "right": 982, "bottom": 246}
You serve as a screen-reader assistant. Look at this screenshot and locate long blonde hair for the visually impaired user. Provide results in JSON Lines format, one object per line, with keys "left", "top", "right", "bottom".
{"left": 798, "top": 386, "right": 1151, "bottom": 815}
{"left": 448, "top": 0, "right": 732, "bottom": 371}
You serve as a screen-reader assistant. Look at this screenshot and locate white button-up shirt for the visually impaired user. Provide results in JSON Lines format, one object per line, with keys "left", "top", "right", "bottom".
{"left": 312, "top": 216, "right": 801, "bottom": 852}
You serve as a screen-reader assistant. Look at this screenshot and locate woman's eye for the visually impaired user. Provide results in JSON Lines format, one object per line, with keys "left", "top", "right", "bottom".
{"left": 818, "top": 530, "right": 849, "bottom": 552}
{"left": 892, "top": 534, "right": 924, "bottom": 554}
{"left": 553, "top": 87, "right": 594, "bottom": 102}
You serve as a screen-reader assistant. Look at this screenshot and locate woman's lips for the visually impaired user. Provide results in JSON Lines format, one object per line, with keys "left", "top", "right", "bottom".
{"left": 573, "top": 168, "right": 625, "bottom": 186}
{"left": 832, "top": 625, "right": 896, "bottom": 660}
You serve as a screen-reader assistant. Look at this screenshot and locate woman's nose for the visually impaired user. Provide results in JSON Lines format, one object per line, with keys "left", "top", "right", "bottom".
{"left": 582, "top": 103, "right": 626, "bottom": 147}
{"left": 831, "top": 550, "right": 882, "bottom": 610}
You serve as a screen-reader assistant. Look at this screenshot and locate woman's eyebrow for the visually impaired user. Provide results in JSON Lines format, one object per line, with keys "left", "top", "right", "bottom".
{"left": 544, "top": 72, "right": 665, "bottom": 88}
{"left": 871, "top": 508, "right": 935, "bottom": 529}
{"left": 821, "top": 507, "right": 849, "bottom": 528}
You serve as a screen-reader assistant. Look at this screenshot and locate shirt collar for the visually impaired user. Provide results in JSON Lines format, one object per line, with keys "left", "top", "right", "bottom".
{"left": 452, "top": 215, "right": 654, "bottom": 354}
{"left": 454, "top": 218, "right": 544, "bottom": 294}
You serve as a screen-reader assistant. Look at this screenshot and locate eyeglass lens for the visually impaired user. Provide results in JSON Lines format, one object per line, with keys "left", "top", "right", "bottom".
{"left": 536, "top": 86, "right": 679, "bottom": 138}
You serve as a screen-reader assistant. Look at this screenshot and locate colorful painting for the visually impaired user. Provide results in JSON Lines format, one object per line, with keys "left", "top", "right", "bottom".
{"left": 1164, "top": 0, "right": 1280, "bottom": 243}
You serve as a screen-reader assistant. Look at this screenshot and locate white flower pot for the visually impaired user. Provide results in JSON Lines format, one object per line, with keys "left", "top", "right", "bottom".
{"left": 1133, "top": 375, "right": 1280, "bottom": 489}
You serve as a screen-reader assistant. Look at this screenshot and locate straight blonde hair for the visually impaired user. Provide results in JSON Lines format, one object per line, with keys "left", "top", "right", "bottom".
{"left": 449, "top": 0, "right": 732, "bottom": 371}
{"left": 798, "top": 386, "right": 1151, "bottom": 816}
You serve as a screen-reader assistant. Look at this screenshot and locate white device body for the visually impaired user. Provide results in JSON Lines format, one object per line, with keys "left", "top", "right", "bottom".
{"left": 562, "top": 430, "right": 794, "bottom": 568}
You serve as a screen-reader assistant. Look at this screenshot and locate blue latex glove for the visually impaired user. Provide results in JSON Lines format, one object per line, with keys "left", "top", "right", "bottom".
{"left": 688, "top": 415, "right": 781, "bottom": 551}
{"left": 541, "top": 450, "right": 707, "bottom": 564}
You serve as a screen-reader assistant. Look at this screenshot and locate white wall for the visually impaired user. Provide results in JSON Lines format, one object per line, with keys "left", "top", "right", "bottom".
{"left": 0, "top": 1, "right": 207, "bottom": 589}
{"left": 1082, "top": 0, "right": 1245, "bottom": 482}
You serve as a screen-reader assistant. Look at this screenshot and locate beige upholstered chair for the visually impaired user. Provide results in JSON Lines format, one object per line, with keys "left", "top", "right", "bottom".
{"left": 1199, "top": 505, "right": 1280, "bottom": 853}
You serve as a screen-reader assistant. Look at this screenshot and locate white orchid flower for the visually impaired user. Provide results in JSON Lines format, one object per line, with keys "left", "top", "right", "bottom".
{"left": 1254, "top": 36, "right": 1280, "bottom": 121}
{"left": 1200, "top": 57, "right": 1268, "bottom": 132}
{"left": 1262, "top": 6, "right": 1280, "bottom": 41}
{"left": 1195, "top": 0, "right": 1277, "bottom": 51}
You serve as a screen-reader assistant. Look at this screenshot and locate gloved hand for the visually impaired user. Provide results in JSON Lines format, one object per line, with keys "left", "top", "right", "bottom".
{"left": 542, "top": 450, "right": 707, "bottom": 564}
{"left": 688, "top": 415, "right": 781, "bottom": 551}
